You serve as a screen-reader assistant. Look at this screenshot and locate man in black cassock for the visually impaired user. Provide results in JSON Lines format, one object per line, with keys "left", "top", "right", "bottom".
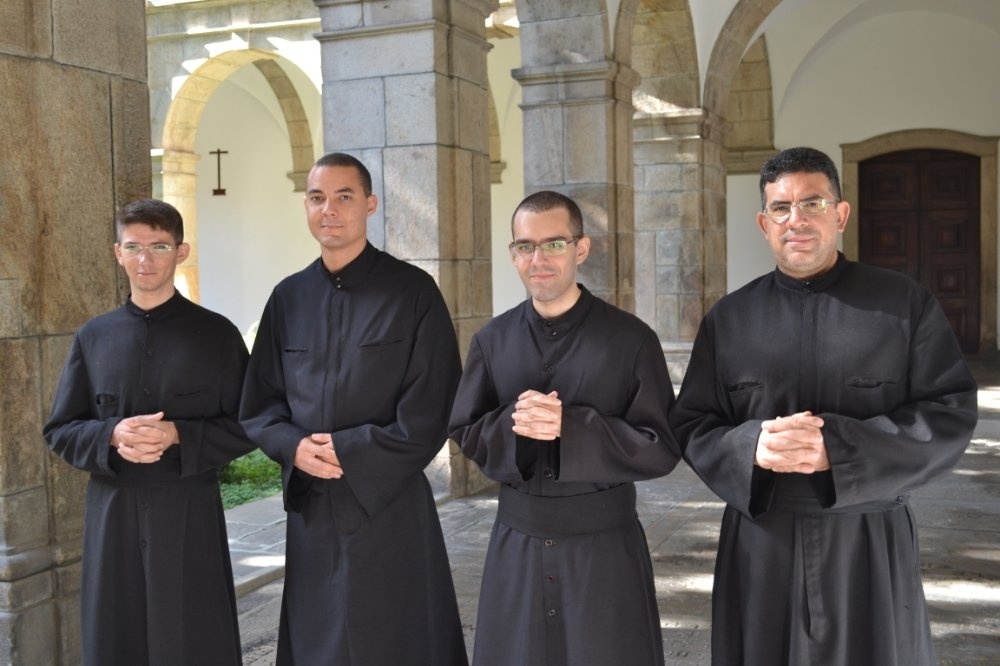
{"left": 44, "top": 199, "right": 252, "bottom": 665}
{"left": 449, "top": 191, "right": 681, "bottom": 665}
{"left": 670, "top": 147, "right": 978, "bottom": 666}
{"left": 239, "top": 152, "right": 467, "bottom": 665}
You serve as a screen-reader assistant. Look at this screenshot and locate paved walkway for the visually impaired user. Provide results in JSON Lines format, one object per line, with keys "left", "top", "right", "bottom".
{"left": 232, "top": 359, "right": 1000, "bottom": 665}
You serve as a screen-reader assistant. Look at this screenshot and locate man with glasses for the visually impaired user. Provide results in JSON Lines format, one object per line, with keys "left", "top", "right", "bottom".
{"left": 44, "top": 198, "right": 253, "bottom": 665}
{"left": 449, "top": 190, "right": 681, "bottom": 665}
{"left": 240, "top": 153, "right": 468, "bottom": 665}
{"left": 670, "top": 147, "right": 978, "bottom": 665}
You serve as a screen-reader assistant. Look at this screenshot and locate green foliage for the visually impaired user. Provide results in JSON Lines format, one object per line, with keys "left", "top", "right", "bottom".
{"left": 219, "top": 449, "right": 282, "bottom": 509}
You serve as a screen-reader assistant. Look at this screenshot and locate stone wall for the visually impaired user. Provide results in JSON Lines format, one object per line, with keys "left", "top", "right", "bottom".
{"left": 0, "top": 0, "right": 151, "bottom": 662}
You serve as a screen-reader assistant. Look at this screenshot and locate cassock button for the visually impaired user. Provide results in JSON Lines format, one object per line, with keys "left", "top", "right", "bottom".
{"left": 544, "top": 538, "right": 555, "bottom": 547}
{"left": 546, "top": 609, "right": 557, "bottom": 617}
{"left": 543, "top": 469, "right": 554, "bottom": 479}
{"left": 548, "top": 330, "right": 557, "bottom": 337}
{"left": 545, "top": 575, "right": 555, "bottom": 582}
{"left": 543, "top": 364, "right": 553, "bottom": 373}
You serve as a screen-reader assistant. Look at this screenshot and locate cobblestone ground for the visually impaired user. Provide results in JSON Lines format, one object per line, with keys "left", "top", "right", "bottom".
{"left": 238, "top": 436, "right": 1000, "bottom": 665}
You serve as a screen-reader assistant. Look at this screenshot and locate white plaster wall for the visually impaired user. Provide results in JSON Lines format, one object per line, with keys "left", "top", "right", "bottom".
{"left": 727, "top": 7, "right": 1000, "bottom": 319}
{"left": 689, "top": 0, "right": 739, "bottom": 97}
{"left": 488, "top": 36, "right": 528, "bottom": 315}
{"left": 726, "top": 174, "right": 775, "bottom": 291}
{"left": 194, "top": 64, "right": 319, "bottom": 338}
{"left": 772, "top": 11, "right": 1000, "bottom": 150}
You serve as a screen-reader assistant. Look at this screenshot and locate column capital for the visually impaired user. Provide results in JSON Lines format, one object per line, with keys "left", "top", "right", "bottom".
{"left": 634, "top": 108, "right": 730, "bottom": 143}
{"left": 160, "top": 149, "right": 200, "bottom": 174}
{"left": 314, "top": 0, "right": 498, "bottom": 34}
{"left": 513, "top": 59, "right": 640, "bottom": 89}
{"left": 512, "top": 60, "right": 639, "bottom": 106}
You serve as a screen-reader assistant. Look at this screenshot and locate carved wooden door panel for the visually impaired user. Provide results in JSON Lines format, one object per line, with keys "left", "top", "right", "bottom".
{"left": 859, "top": 149, "right": 980, "bottom": 352}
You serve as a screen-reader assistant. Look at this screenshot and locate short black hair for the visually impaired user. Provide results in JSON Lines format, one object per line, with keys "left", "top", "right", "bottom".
{"left": 116, "top": 198, "right": 184, "bottom": 244}
{"left": 314, "top": 152, "right": 373, "bottom": 196}
{"left": 511, "top": 190, "right": 584, "bottom": 238}
{"left": 759, "top": 147, "right": 842, "bottom": 208}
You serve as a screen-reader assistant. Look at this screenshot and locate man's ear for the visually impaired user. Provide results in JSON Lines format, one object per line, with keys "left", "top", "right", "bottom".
{"left": 835, "top": 200, "right": 851, "bottom": 234}
{"left": 575, "top": 236, "right": 591, "bottom": 265}
{"left": 757, "top": 211, "right": 769, "bottom": 236}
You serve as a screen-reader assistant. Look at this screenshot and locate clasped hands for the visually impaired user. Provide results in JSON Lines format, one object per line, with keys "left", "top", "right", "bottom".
{"left": 512, "top": 389, "right": 562, "bottom": 441}
{"left": 111, "top": 412, "right": 178, "bottom": 464}
{"left": 294, "top": 433, "right": 343, "bottom": 479}
{"left": 755, "top": 410, "right": 830, "bottom": 474}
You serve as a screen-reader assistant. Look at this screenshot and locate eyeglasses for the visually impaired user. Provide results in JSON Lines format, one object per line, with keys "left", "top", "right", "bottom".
{"left": 509, "top": 236, "right": 580, "bottom": 259}
{"left": 120, "top": 242, "right": 176, "bottom": 257}
{"left": 763, "top": 199, "right": 838, "bottom": 224}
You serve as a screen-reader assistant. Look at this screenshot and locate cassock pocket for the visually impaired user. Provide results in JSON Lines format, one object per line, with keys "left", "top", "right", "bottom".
{"left": 358, "top": 319, "right": 406, "bottom": 348}
{"left": 95, "top": 393, "right": 119, "bottom": 419}
{"left": 358, "top": 334, "right": 405, "bottom": 347}
{"left": 726, "top": 379, "right": 762, "bottom": 416}
{"left": 726, "top": 381, "right": 761, "bottom": 393}
{"left": 843, "top": 375, "right": 900, "bottom": 413}
{"left": 845, "top": 376, "right": 896, "bottom": 389}
{"left": 170, "top": 386, "right": 213, "bottom": 418}
{"left": 355, "top": 338, "right": 409, "bottom": 399}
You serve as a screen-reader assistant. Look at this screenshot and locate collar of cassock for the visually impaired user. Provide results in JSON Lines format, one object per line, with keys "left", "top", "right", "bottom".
{"left": 526, "top": 283, "right": 595, "bottom": 339}
{"left": 774, "top": 251, "right": 848, "bottom": 293}
{"left": 124, "top": 290, "right": 186, "bottom": 320}
{"left": 316, "top": 241, "right": 380, "bottom": 288}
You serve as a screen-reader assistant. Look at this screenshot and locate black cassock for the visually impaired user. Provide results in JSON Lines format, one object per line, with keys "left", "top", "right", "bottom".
{"left": 44, "top": 293, "right": 253, "bottom": 666}
{"left": 449, "top": 286, "right": 681, "bottom": 666}
{"left": 670, "top": 255, "right": 978, "bottom": 666}
{"left": 240, "top": 243, "right": 467, "bottom": 666}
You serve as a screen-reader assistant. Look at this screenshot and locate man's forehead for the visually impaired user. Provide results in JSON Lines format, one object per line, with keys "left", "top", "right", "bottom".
{"left": 307, "top": 165, "right": 363, "bottom": 190}
{"left": 512, "top": 207, "right": 573, "bottom": 237}
{"left": 765, "top": 171, "right": 835, "bottom": 197}
{"left": 120, "top": 223, "right": 172, "bottom": 240}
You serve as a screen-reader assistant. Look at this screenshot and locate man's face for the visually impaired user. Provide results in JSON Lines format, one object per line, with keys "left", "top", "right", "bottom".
{"left": 757, "top": 171, "right": 850, "bottom": 280}
{"left": 114, "top": 223, "right": 188, "bottom": 299}
{"left": 511, "top": 206, "right": 589, "bottom": 312}
{"left": 304, "top": 165, "right": 377, "bottom": 256}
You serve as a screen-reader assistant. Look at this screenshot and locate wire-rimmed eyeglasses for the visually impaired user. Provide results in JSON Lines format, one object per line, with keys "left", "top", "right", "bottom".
{"left": 119, "top": 243, "right": 177, "bottom": 257}
{"left": 762, "top": 199, "right": 839, "bottom": 225}
{"left": 508, "top": 236, "right": 581, "bottom": 259}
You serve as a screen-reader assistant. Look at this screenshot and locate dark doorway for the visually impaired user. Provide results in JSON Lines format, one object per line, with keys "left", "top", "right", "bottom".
{"left": 859, "top": 149, "right": 980, "bottom": 352}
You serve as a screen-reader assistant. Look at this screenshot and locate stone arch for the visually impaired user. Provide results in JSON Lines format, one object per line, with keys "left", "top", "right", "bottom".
{"left": 725, "top": 35, "right": 776, "bottom": 173}
{"left": 702, "top": 0, "right": 781, "bottom": 116}
{"left": 161, "top": 49, "right": 315, "bottom": 301}
{"left": 252, "top": 59, "right": 316, "bottom": 193}
{"left": 629, "top": 0, "right": 699, "bottom": 115}
{"left": 841, "top": 129, "right": 999, "bottom": 349}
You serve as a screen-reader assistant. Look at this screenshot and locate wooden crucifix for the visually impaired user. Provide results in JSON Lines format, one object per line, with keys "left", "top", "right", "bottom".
{"left": 210, "top": 148, "right": 228, "bottom": 195}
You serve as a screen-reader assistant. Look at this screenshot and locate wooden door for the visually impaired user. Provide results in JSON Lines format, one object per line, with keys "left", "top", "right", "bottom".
{"left": 859, "top": 149, "right": 980, "bottom": 352}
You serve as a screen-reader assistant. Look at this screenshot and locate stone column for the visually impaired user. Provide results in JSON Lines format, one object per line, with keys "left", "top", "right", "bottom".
{"left": 634, "top": 111, "right": 728, "bottom": 380}
{"left": 312, "top": 0, "right": 496, "bottom": 496}
{"left": 0, "top": 1, "right": 151, "bottom": 663}
{"left": 513, "top": 6, "right": 639, "bottom": 309}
